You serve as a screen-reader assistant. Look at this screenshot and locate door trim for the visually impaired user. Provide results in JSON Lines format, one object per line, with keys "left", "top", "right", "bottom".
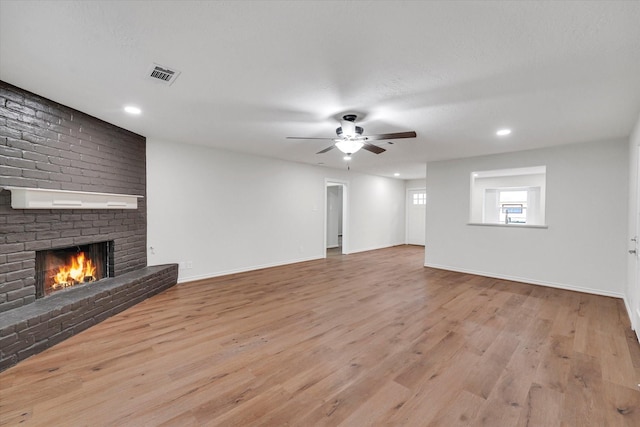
{"left": 325, "top": 179, "right": 349, "bottom": 257}
{"left": 634, "top": 148, "right": 640, "bottom": 338}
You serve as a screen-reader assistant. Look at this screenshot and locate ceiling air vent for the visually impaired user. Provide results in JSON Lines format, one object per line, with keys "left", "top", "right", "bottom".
{"left": 146, "top": 63, "right": 181, "bottom": 86}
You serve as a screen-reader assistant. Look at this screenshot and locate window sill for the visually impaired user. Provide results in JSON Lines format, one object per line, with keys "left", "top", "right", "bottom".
{"left": 467, "top": 223, "right": 548, "bottom": 229}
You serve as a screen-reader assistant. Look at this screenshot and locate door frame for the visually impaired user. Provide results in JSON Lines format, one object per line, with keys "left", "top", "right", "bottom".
{"left": 634, "top": 149, "right": 640, "bottom": 339}
{"left": 324, "top": 179, "right": 349, "bottom": 256}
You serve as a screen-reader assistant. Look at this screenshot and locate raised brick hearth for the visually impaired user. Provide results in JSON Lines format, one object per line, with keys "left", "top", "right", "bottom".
{"left": 0, "top": 264, "right": 178, "bottom": 371}
{"left": 0, "top": 81, "right": 178, "bottom": 371}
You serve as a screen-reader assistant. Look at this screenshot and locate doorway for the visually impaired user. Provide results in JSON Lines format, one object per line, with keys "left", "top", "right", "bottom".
{"left": 406, "top": 188, "right": 426, "bottom": 246}
{"left": 325, "top": 180, "right": 348, "bottom": 257}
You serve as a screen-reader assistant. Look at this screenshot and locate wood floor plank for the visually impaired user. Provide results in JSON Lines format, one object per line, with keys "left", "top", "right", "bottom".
{"left": 425, "top": 390, "right": 486, "bottom": 427}
{"left": 602, "top": 380, "right": 640, "bottom": 427}
{"left": 335, "top": 380, "right": 411, "bottom": 427}
{"left": 383, "top": 342, "right": 482, "bottom": 426}
{"left": 560, "top": 350, "right": 609, "bottom": 426}
{"left": 463, "top": 330, "right": 521, "bottom": 400}
{"left": 1, "top": 245, "right": 639, "bottom": 426}
{"left": 534, "top": 334, "right": 573, "bottom": 394}
{"left": 517, "top": 383, "right": 564, "bottom": 427}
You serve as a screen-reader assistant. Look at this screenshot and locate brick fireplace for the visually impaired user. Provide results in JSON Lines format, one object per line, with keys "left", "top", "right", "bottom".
{"left": 0, "top": 81, "right": 178, "bottom": 371}
{"left": 35, "top": 240, "right": 113, "bottom": 298}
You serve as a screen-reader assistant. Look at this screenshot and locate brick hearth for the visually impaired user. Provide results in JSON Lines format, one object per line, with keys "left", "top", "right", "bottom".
{"left": 0, "top": 264, "right": 178, "bottom": 371}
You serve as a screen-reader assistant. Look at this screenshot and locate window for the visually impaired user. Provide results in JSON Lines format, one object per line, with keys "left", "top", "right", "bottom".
{"left": 412, "top": 192, "right": 426, "bottom": 205}
{"left": 499, "top": 190, "right": 528, "bottom": 224}
{"left": 470, "top": 166, "right": 546, "bottom": 226}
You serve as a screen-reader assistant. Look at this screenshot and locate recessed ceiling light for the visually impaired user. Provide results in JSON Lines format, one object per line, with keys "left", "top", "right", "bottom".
{"left": 496, "top": 128, "right": 511, "bottom": 136}
{"left": 124, "top": 106, "right": 141, "bottom": 115}
{"left": 343, "top": 156, "right": 352, "bottom": 161}
{"left": 394, "top": 173, "right": 400, "bottom": 177}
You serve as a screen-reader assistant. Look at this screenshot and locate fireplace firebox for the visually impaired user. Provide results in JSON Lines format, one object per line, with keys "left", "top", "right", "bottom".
{"left": 35, "top": 241, "right": 114, "bottom": 298}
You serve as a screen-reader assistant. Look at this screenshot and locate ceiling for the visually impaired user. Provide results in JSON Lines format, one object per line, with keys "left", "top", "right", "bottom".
{"left": 1, "top": 1, "right": 639, "bottom": 180}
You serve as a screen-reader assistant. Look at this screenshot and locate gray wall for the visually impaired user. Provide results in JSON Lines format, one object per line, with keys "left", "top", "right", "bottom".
{"left": 0, "top": 81, "right": 147, "bottom": 312}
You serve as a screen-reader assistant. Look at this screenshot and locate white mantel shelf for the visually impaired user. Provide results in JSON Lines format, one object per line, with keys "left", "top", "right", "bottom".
{"left": 2, "top": 187, "right": 143, "bottom": 210}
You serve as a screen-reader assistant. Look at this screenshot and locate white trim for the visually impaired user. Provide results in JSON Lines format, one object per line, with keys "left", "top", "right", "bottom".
{"left": 349, "top": 243, "right": 406, "bottom": 255}
{"left": 2, "top": 187, "right": 142, "bottom": 209}
{"left": 624, "top": 296, "right": 636, "bottom": 332}
{"left": 633, "top": 144, "right": 640, "bottom": 341}
{"left": 174, "top": 255, "right": 323, "bottom": 284}
{"left": 467, "top": 222, "right": 548, "bottom": 229}
{"left": 325, "top": 179, "right": 349, "bottom": 256}
{"left": 424, "top": 263, "right": 626, "bottom": 299}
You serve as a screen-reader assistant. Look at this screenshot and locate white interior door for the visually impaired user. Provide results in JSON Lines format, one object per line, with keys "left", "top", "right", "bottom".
{"left": 407, "top": 189, "right": 426, "bottom": 246}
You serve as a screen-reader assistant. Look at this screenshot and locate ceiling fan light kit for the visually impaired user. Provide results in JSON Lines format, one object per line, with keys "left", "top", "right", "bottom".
{"left": 335, "top": 140, "right": 364, "bottom": 155}
{"left": 287, "top": 114, "right": 417, "bottom": 158}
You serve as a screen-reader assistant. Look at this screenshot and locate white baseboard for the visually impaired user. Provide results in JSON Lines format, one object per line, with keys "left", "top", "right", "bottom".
{"left": 624, "top": 297, "right": 635, "bottom": 331}
{"left": 622, "top": 297, "right": 640, "bottom": 345}
{"left": 347, "top": 242, "right": 406, "bottom": 255}
{"left": 177, "top": 255, "right": 323, "bottom": 284}
{"left": 424, "top": 263, "right": 625, "bottom": 299}
{"left": 177, "top": 243, "right": 407, "bottom": 283}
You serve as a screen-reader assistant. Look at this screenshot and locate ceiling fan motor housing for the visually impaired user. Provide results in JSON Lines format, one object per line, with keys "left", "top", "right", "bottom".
{"left": 339, "top": 114, "right": 360, "bottom": 138}
{"left": 336, "top": 125, "right": 364, "bottom": 138}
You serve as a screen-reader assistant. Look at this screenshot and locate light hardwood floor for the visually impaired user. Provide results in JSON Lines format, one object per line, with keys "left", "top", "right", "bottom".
{"left": 1, "top": 245, "right": 639, "bottom": 426}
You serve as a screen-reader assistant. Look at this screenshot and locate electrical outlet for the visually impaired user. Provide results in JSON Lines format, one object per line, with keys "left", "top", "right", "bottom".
{"left": 179, "top": 261, "right": 186, "bottom": 269}
{"left": 186, "top": 261, "right": 193, "bottom": 269}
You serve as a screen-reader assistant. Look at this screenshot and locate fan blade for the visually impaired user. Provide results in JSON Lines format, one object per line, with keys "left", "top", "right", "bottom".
{"left": 363, "top": 131, "right": 417, "bottom": 141}
{"left": 316, "top": 145, "right": 336, "bottom": 154}
{"left": 362, "top": 143, "right": 386, "bottom": 154}
{"left": 286, "top": 136, "right": 336, "bottom": 140}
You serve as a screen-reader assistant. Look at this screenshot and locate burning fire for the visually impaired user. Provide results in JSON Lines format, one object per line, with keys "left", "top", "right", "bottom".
{"left": 52, "top": 252, "right": 97, "bottom": 290}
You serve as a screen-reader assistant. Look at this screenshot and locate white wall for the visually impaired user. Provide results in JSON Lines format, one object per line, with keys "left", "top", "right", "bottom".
{"left": 627, "top": 114, "right": 640, "bottom": 336}
{"left": 406, "top": 179, "right": 426, "bottom": 190}
{"left": 146, "top": 139, "right": 406, "bottom": 282}
{"left": 348, "top": 173, "right": 406, "bottom": 253}
{"left": 426, "top": 139, "right": 629, "bottom": 297}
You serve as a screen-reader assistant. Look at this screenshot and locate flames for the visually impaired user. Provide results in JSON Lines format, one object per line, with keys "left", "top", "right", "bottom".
{"left": 52, "top": 252, "right": 97, "bottom": 290}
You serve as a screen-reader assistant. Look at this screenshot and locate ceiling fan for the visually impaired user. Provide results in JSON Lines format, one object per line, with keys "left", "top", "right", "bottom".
{"left": 286, "top": 114, "right": 417, "bottom": 156}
